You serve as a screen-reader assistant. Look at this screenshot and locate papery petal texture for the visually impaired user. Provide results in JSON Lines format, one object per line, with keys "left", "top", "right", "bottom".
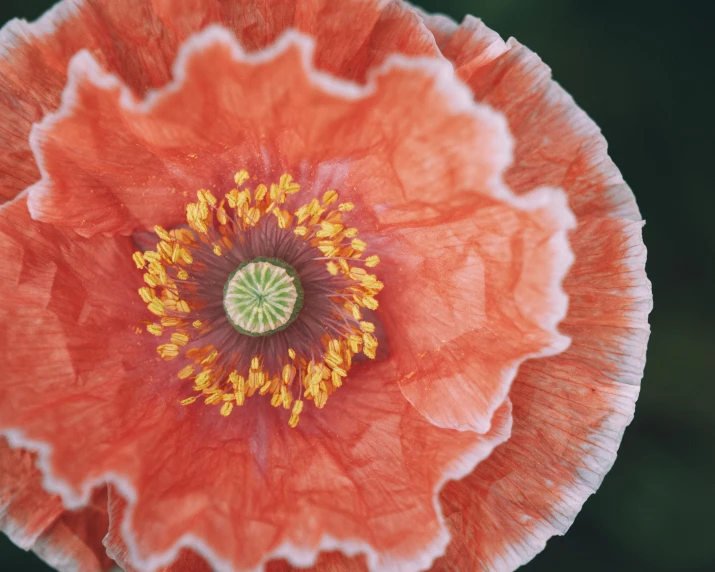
{"left": 0, "top": 192, "right": 514, "bottom": 572}
{"left": 0, "top": 0, "right": 437, "bottom": 205}
{"left": 0, "top": 1, "right": 652, "bottom": 571}
{"left": 413, "top": 12, "right": 652, "bottom": 570}
{"left": 0, "top": 28, "right": 527, "bottom": 566}
{"left": 26, "top": 23, "right": 571, "bottom": 439}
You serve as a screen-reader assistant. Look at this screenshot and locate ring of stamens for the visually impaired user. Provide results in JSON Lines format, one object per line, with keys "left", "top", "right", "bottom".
{"left": 133, "top": 170, "right": 382, "bottom": 427}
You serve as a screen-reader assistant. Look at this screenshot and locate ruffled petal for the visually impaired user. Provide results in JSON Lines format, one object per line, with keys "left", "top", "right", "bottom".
{"left": 0, "top": 435, "right": 113, "bottom": 572}
{"left": 0, "top": 436, "right": 64, "bottom": 551}
{"left": 26, "top": 25, "right": 508, "bottom": 238}
{"left": 412, "top": 14, "right": 652, "bottom": 569}
{"left": 0, "top": 0, "right": 435, "bottom": 205}
{"left": 25, "top": 22, "right": 568, "bottom": 439}
{"left": 380, "top": 188, "right": 574, "bottom": 432}
{"left": 0, "top": 195, "right": 512, "bottom": 570}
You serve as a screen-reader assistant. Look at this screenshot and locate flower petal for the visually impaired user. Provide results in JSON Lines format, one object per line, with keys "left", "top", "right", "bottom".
{"left": 412, "top": 14, "right": 652, "bottom": 569}
{"left": 378, "top": 187, "right": 574, "bottom": 433}
{"left": 0, "top": 196, "right": 512, "bottom": 571}
{"left": 0, "top": 0, "right": 436, "bottom": 206}
{"left": 24, "top": 23, "right": 554, "bottom": 439}
{"left": 26, "top": 25, "right": 508, "bottom": 238}
{"left": 0, "top": 435, "right": 113, "bottom": 572}
{"left": 0, "top": 436, "right": 64, "bottom": 551}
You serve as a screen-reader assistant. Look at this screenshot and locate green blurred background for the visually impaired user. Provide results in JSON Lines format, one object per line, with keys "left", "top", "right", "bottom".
{"left": 0, "top": 0, "right": 711, "bottom": 570}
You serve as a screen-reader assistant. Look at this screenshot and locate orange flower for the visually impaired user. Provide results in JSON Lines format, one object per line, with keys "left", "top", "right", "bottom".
{"left": 0, "top": 2, "right": 651, "bottom": 572}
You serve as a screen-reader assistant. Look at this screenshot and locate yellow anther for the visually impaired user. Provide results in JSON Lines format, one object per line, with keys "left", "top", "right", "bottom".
{"left": 294, "top": 226, "right": 308, "bottom": 236}
{"left": 179, "top": 247, "right": 193, "bottom": 264}
{"left": 279, "top": 174, "right": 300, "bottom": 194}
{"left": 226, "top": 189, "right": 240, "bottom": 209}
{"left": 176, "top": 300, "right": 190, "bottom": 313}
{"left": 282, "top": 364, "right": 294, "bottom": 384}
{"left": 288, "top": 400, "right": 304, "bottom": 428}
{"left": 132, "top": 252, "right": 146, "bottom": 269}
{"left": 253, "top": 184, "right": 268, "bottom": 201}
{"left": 220, "top": 402, "right": 234, "bottom": 416}
{"left": 234, "top": 170, "right": 250, "bottom": 186}
{"left": 338, "top": 202, "right": 354, "bottom": 211}
{"left": 205, "top": 393, "right": 223, "bottom": 405}
{"left": 177, "top": 269, "right": 189, "bottom": 280}
{"left": 350, "top": 303, "right": 362, "bottom": 321}
{"left": 171, "top": 332, "right": 190, "bottom": 346}
{"left": 322, "top": 190, "right": 338, "bottom": 205}
{"left": 344, "top": 228, "right": 359, "bottom": 238}
{"left": 244, "top": 207, "right": 261, "bottom": 226}
{"left": 259, "top": 380, "right": 272, "bottom": 395}
{"left": 192, "top": 320, "right": 203, "bottom": 329}
{"left": 326, "top": 261, "right": 339, "bottom": 275}
{"left": 213, "top": 245, "right": 223, "bottom": 256}
{"left": 251, "top": 357, "right": 261, "bottom": 370}
{"left": 331, "top": 370, "right": 343, "bottom": 387}
{"left": 180, "top": 396, "right": 197, "bottom": 406}
{"left": 147, "top": 298, "right": 165, "bottom": 317}
{"left": 197, "top": 189, "right": 217, "bottom": 206}
{"left": 359, "top": 321, "right": 375, "bottom": 333}
{"left": 365, "top": 255, "right": 380, "bottom": 267}
{"left": 363, "top": 332, "right": 378, "bottom": 349}
{"left": 138, "top": 287, "right": 154, "bottom": 303}
{"left": 362, "top": 296, "right": 379, "bottom": 310}
{"left": 178, "top": 365, "right": 195, "bottom": 379}
{"left": 147, "top": 323, "right": 163, "bottom": 336}
{"left": 143, "top": 273, "right": 158, "bottom": 288}
{"left": 270, "top": 391, "right": 283, "bottom": 407}
{"left": 195, "top": 369, "right": 213, "bottom": 388}
{"left": 201, "top": 350, "right": 219, "bottom": 365}
{"left": 288, "top": 348, "right": 296, "bottom": 359}
{"left": 317, "top": 220, "right": 343, "bottom": 238}
{"left": 351, "top": 238, "right": 367, "bottom": 252}
{"left": 154, "top": 225, "right": 171, "bottom": 241}
{"left": 216, "top": 206, "right": 228, "bottom": 226}
{"left": 157, "top": 344, "right": 179, "bottom": 360}
{"left": 170, "top": 244, "right": 181, "bottom": 263}
{"left": 161, "top": 317, "right": 182, "bottom": 327}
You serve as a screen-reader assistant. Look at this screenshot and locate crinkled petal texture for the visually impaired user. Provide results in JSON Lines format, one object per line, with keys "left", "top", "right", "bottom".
{"left": 0, "top": 193, "right": 513, "bottom": 572}
{"left": 0, "top": 0, "right": 439, "bottom": 205}
{"left": 0, "top": 3, "right": 652, "bottom": 572}
{"left": 412, "top": 12, "right": 651, "bottom": 571}
{"left": 27, "top": 25, "right": 572, "bottom": 434}
{"left": 0, "top": 437, "right": 113, "bottom": 571}
{"left": 0, "top": 11, "right": 575, "bottom": 572}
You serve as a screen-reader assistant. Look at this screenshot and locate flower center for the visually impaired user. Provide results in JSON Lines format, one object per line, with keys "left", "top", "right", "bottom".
{"left": 223, "top": 257, "right": 304, "bottom": 336}
{"left": 133, "top": 170, "right": 382, "bottom": 427}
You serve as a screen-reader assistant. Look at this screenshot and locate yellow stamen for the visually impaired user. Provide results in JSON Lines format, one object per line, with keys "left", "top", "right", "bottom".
{"left": 135, "top": 169, "right": 381, "bottom": 424}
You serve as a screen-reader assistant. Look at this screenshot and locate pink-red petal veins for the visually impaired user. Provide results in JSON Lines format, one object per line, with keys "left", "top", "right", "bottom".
{"left": 413, "top": 14, "right": 653, "bottom": 570}
{"left": 379, "top": 187, "right": 574, "bottom": 433}
{"left": 23, "top": 24, "right": 566, "bottom": 439}
{"left": 0, "top": 197, "right": 514, "bottom": 572}
{"left": 49, "top": 361, "right": 512, "bottom": 572}
{"left": 0, "top": 436, "right": 113, "bottom": 572}
{"left": 432, "top": 219, "right": 650, "bottom": 572}
{"left": 27, "top": 26, "right": 511, "bottom": 238}
{"left": 0, "top": 0, "right": 436, "bottom": 206}
{"left": 0, "top": 436, "right": 64, "bottom": 551}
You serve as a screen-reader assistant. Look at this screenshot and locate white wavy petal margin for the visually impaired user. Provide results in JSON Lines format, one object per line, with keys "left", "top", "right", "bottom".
{"left": 406, "top": 4, "right": 652, "bottom": 570}
{"left": 0, "top": 14, "right": 577, "bottom": 572}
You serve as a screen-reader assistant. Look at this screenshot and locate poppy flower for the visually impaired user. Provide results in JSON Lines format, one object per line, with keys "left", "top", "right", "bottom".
{"left": 0, "top": 1, "right": 652, "bottom": 571}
